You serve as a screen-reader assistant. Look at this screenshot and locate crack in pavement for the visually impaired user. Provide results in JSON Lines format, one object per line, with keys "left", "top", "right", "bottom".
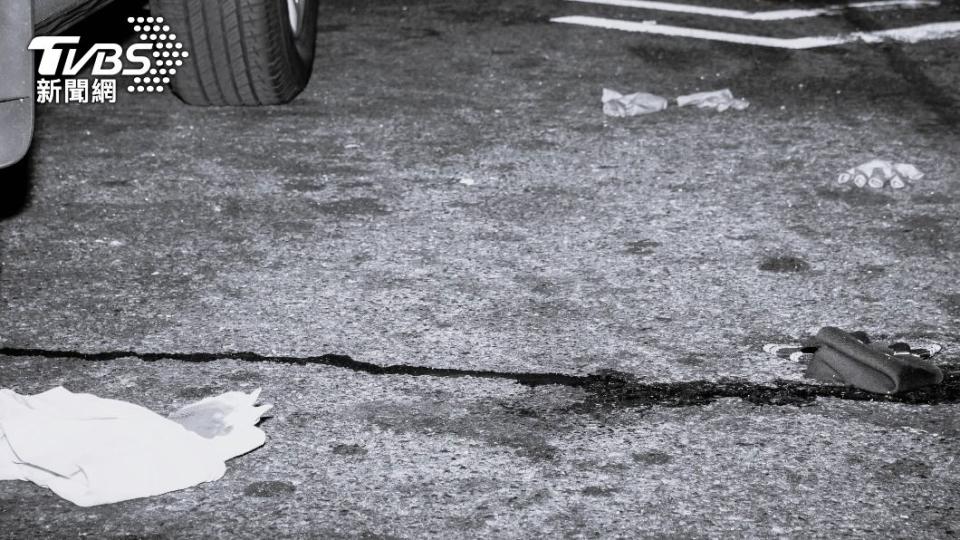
{"left": 2, "top": 347, "right": 958, "bottom": 408}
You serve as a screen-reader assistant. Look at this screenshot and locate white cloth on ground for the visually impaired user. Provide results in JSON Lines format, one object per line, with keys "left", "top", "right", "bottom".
{"left": 0, "top": 386, "right": 270, "bottom": 506}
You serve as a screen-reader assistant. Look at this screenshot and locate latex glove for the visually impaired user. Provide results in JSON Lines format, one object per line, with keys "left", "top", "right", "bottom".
{"left": 837, "top": 159, "right": 924, "bottom": 189}
{"left": 676, "top": 89, "right": 749, "bottom": 111}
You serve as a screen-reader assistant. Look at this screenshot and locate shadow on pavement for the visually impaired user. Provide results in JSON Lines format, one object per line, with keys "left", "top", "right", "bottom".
{"left": 0, "top": 158, "right": 33, "bottom": 221}
{"left": 68, "top": 0, "right": 146, "bottom": 49}
{"left": 0, "top": 2, "right": 150, "bottom": 221}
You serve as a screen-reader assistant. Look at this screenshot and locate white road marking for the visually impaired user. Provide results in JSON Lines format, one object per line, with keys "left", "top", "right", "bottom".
{"left": 550, "top": 16, "right": 960, "bottom": 48}
{"left": 565, "top": 0, "right": 940, "bottom": 21}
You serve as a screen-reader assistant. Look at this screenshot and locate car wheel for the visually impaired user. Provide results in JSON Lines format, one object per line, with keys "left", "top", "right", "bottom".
{"left": 149, "top": 0, "right": 318, "bottom": 105}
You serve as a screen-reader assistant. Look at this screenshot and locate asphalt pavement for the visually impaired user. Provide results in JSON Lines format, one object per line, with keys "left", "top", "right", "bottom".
{"left": 1, "top": 0, "right": 959, "bottom": 537}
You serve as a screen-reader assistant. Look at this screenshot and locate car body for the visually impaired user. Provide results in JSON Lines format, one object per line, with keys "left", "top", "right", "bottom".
{"left": 2, "top": 0, "right": 123, "bottom": 169}
{"left": 1, "top": 0, "right": 317, "bottom": 169}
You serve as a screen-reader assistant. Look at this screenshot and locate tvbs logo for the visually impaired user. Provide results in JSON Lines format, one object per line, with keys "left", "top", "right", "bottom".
{"left": 28, "top": 16, "right": 188, "bottom": 103}
{"left": 29, "top": 36, "right": 153, "bottom": 76}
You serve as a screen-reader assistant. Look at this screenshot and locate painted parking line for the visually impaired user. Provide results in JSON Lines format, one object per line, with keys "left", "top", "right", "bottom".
{"left": 564, "top": 0, "right": 939, "bottom": 21}
{"left": 550, "top": 16, "right": 960, "bottom": 49}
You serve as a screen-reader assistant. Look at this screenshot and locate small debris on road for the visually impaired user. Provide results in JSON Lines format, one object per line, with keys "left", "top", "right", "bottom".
{"left": 837, "top": 159, "right": 924, "bottom": 189}
{"left": 676, "top": 88, "right": 749, "bottom": 111}
{"left": 603, "top": 87, "right": 749, "bottom": 116}
{"left": 0, "top": 387, "right": 271, "bottom": 506}
{"left": 602, "top": 88, "right": 668, "bottom": 117}
{"left": 758, "top": 255, "right": 810, "bottom": 273}
{"left": 766, "top": 333, "right": 941, "bottom": 361}
{"left": 459, "top": 177, "right": 477, "bottom": 186}
{"left": 764, "top": 327, "right": 944, "bottom": 394}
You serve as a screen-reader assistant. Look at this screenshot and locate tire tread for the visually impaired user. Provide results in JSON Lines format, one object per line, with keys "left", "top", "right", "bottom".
{"left": 149, "top": 0, "right": 316, "bottom": 106}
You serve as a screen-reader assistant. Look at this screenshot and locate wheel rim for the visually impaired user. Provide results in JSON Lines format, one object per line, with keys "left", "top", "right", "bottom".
{"left": 287, "top": 0, "right": 304, "bottom": 35}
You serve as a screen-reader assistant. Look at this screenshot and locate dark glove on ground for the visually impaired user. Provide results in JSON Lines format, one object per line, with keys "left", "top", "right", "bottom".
{"left": 806, "top": 327, "right": 944, "bottom": 394}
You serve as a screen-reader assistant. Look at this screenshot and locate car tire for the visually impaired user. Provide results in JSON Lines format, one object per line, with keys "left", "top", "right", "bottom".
{"left": 148, "top": 0, "right": 318, "bottom": 106}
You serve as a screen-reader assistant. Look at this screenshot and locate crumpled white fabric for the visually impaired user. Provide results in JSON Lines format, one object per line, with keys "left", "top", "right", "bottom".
{"left": 602, "top": 88, "right": 669, "bottom": 117}
{"left": 0, "top": 386, "right": 270, "bottom": 507}
{"left": 676, "top": 89, "right": 749, "bottom": 112}
{"left": 602, "top": 87, "right": 749, "bottom": 116}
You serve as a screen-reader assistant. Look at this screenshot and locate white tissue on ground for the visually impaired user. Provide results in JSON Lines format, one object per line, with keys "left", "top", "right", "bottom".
{"left": 0, "top": 386, "right": 270, "bottom": 507}
{"left": 602, "top": 88, "right": 669, "bottom": 117}
{"left": 676, "top": 89, "right": 749, "bottom": 111}
{"left": 602, "top": 88, "right": 748, "bottom": 116}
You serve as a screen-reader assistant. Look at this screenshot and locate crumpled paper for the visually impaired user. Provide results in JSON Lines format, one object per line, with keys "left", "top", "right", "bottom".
{"left": 676, "top": 89, "right": 749, "bottom": 111}
{"left": 0, "top": 386, "right": 270, "bottom": 506}
{"left": 603, "top": 88, "right": 748, "bottom": 116}
{"left": 602, "top": 88, "right": 668, "bottom": 117}
{"left": 837, "top": 159, "right": 924, "bottom": 189}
